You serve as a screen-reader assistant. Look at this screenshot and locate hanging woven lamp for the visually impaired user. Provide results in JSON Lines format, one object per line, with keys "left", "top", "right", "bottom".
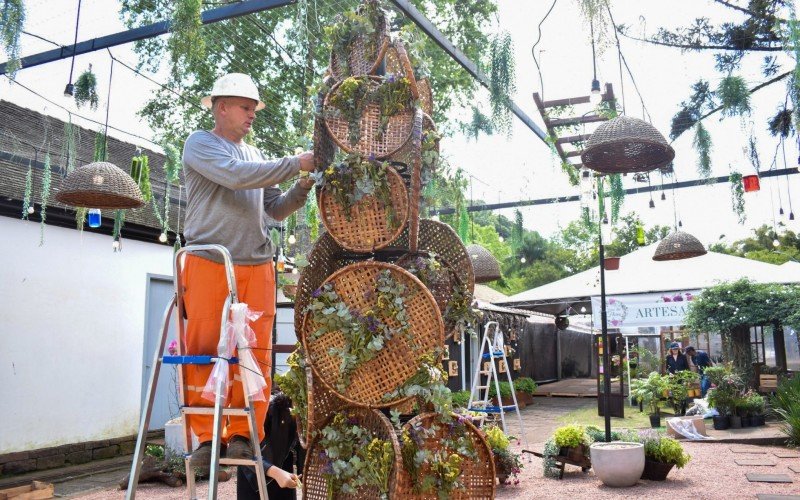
{"left": 467, "top": 244, "right": 501, "bottom": 283}
{"left": 652, "top": 231, "right": 707, "bottom": 261}
{"left": 581, "top": 116, "right": 675, "bottom": 174}
{"left": 56, "top": 161, "right": 145, "bottom": 209}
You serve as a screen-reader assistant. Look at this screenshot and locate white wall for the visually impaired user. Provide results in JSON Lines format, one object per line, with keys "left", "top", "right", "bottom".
{"left": 0, "top": 217, "right": 173, "bottom": 453}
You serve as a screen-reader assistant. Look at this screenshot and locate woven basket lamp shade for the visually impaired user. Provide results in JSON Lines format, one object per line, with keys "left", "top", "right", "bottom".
{"left": 55, "top": 161, "right": 145, "bottom": 209}
{"left": 467, "top": 243, "right": 501, "bottom": 283}
{"left": 652, "top": 231, "right": 707, "bottom": 261}
{"left": 581, "top": 116, "right": 675, "bottom": 174}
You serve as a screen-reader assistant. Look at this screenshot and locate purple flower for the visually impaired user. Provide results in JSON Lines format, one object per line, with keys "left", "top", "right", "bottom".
{"left": 368, "top": 153, "right": 376, "bottom": 161}
{"left": 312, "top": 288, "right": 323, "bottom": 298}
{"left": 386, "top": 73, "right": 396, "bottom": 83}
{"left": 673, "top": 294, "right": 684, "bottom": 302}
{"left": 662, "top": 296, "right": 672, "bottom": 302}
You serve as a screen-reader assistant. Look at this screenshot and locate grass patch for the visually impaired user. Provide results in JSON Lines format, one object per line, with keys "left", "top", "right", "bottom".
{"left": 557, "top": 402, "right": 663, "bottom": 430}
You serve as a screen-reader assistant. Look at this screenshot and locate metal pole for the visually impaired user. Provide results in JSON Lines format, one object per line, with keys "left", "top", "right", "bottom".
{"left": 599, "top": 220, "right": 612, "bottom": 442}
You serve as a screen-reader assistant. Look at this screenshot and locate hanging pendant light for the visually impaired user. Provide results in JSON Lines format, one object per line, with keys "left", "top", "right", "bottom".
{"left": 467, "top": 244, "right": 501, "bottom": 283}
{"left": 56, "top": 58, "right": 144, "bottom": 209}
{"left": 581, "top": 116, "right": 675, "bottom": 174}
{"left": 742, "top": 175, "right": 760, "bottom": 193}
{"left": 652, "top": 231, "right": 707, "bottom": 261}
{"left": 649, "top": 197, "right": 655, "bottom": 209}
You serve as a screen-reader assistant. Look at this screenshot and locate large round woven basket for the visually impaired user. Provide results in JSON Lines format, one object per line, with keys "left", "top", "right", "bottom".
{"left": 652, "top": 231, "right": 707, "bottom": 261}
{"left": 581, "top": 116, "right": 675, "bottom": 174}
{"left": 303, "top": 406, "right": 402, "bottom": 500}
{"left": 328, "top": 0, "right": 390, "bottom": 82}
{"left": 382, "top": 40, "right": 420, "bottom": 99}
{"left": 417, "top": 78, "right": 433, "bottom": 116}
{"left": 323, "top": 76, "right": 416, "bottom": 159}
{"left": 55, "top": 161, "right": 145, "bottom": 209}
{"left": 318, "top": 164, "right": 409, "bottom": 253}
{"left": 396, "top": 413, "right": 495, "bottom": 499}
{"left": 313, "top": 88, "right": 338, "bottom": 171}
{"left": 389, "top": 112, "right": 437, "bottom": 185}
{"left": 301, "top": 261, "right": 444, "bottom": 407}
{"left": 466, "top": 244, "right": 501, "bottom": 283}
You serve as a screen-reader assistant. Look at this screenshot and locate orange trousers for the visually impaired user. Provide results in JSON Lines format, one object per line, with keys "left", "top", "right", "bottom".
{"left": 181, "top": 254, "right": 274, "bottom": 445}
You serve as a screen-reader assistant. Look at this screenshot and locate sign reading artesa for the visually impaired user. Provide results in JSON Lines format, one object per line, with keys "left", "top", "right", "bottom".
{"left": 591, "top": 290, "right": 700, "bottom": 328}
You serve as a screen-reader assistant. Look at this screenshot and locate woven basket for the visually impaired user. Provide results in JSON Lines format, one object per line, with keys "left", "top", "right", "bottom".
{"left": 324, "top": 76, "right": 415, "bottom": 159}
{"left": 396, "top": 413, "right": 495, "bottom": 499}
{"left": 318, "top": 164, "right": 409, "bottom": 253}
{"left": 382, "top": 40, "right": 420, "bottom": 99}
{"left": 389, "top": 111, "right": 437, "bottom": 186}
{"left": 417, "top": 78, "right": 433, "bottom": 116}
{"left": 55, "top": 161, "right": 145, "bottom": 209}
{"left": 303, "top": 406, "right": 402, "bottom": 500}
{"left": 581, "top": 116, "right": 675, "bottom": 174}
{"left": 313, "top": 86, "right": 338, "bottom": 171}
{"left": 652, "top": 231, "right": 707, "bottom": 261}
{"left": 466, "top": 244, "right": 501, "bottom": 283}
{"left": 302, "top": 366, "right": 345, "bottom": 450}
{"left": 328, "top": 0, "right": 390, "bottom": 82}
{"left": 301, "top": 261, "right": 444, "bottom": 407}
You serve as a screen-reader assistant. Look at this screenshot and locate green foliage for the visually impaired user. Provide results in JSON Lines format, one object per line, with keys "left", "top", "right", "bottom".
{"left": 670, "top": 80, "right": 716, "bottom": 140}
{"left": 771, "top": 375, "right": 800, "bottom": 445}
{"left": 515, "top": 377, "right": 537, "bottom": 395}
{"left": 130, "top": 154, "right": 153, "bottom": 202}
{"left": 729, "top": 171, "right": 746, "bottom": 224}
{"left": 162, "top": 141, "right": 182, "bottom": 185}
{"left": 768, "top": 107, "right": 794, "bottom": 137}
{"left": 488, "top": 381, "right": 512, "bottom": 399}
{"left": 305, "top": 194, "right": 319, "bottom": 240}
{"left": 21, "top": 163, "right": 32, "bottom": 220}
{"left": 0, "top": 0, "right": 24, "bottom": 76}
{"left": 717, "top": 75, "right": 751, "bottom": 117}
{"left": 552, "top": 424, "right": 589, "bottom": 449}
{"left": 273, "top": 348, "right": 308, "bottom": 436}
{"left": 168, "top": 0, "right": 205, "bottom": 80}
{"left": 642, "top": 434, "right": 690, "bottom": 468}
{"left": 325, "top": 0, "right": 383, "bottom": 79}
{"left": 74, "top": 67, "right": 99, "bottom": 110}
{"left": 328, "top": 76, "right": 414, "bottom": 144}
{"left": 630, "top": 372, "right": 668, "bottom": 416}
{"left": 489, "top": 31, "right": 515, "bottom": 135}
{"left": 692, "top": 122, "right": 712, "bottom": 179}
{"left": 464, "top": 106, "right": 494, "bottom": 140}
{"left": 541, "top": 438, "right": 561, "bottom": 478}
{"left": 318, "top": 413, "right": 394, "bottom": 498}
{"left": 145, "top": 444, "right": 165, "bottom": 459}
{"left": 484, "top": 425, "right": 510, "bottom": 451}
{"left": 608, "top": 174, "right": 625, "bottom": 223}
{"left": 629, "top": 345, "right": 661, "bottom": 380}
{"left": 39, "top": 153, "right": 51, "bottom": 246}
{"left": 450, "top": 390, "right": 470, "bottom": 408}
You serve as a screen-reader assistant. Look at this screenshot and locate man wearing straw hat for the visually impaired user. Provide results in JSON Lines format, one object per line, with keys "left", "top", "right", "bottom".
{"left": 181, "top": 73, "right": 313, "bottom": 486}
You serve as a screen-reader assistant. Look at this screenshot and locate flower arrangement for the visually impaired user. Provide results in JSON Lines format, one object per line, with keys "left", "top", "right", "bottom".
{"left": 552, "top": 424, "right": 590, "bottom": 449}
{"left": 328, "top": 75, "right": 414, "bottom": 144}
{"left": 400, "top": 415, "right": 477, "bottom": 496}
{"left": 325, "top": 0, "right": 384, "bottom": 78}
{"left": 484, "top": 425, "right": 522, "bottom": 485}
{"left": 313, "top": 153, "right": 398, "bottom": 228}
{"left": 318, "top": 413, "right": 394, "bottom": 499}
{"left": 383, "top": 350, "right": 453, "bottom": 419}
{"left": 305, "top": 270, "right": 411, "bottom": 391}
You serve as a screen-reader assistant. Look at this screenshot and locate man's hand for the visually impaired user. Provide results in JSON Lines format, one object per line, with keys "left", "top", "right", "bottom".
{"left": 298, "top": 176, "right": 315, "bottom": 189}
{"left": 297, "top": 151, "right": 314, "bottom": 172}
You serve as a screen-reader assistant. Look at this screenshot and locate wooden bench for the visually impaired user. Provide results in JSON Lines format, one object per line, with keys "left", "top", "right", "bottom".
{"left": 759, "top": 374, "right": 779, "bottom": 394}
{"left": 522, "top": 449, "right": 591, "bottom": 479}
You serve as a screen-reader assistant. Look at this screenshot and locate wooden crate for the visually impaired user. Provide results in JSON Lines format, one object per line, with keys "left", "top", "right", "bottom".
{"left": 0, "top": 481, "right": 54, "bottom": 500}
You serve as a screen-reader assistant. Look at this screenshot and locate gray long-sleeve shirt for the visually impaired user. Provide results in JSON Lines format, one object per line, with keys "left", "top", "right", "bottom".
{"left": 182, "top": 130, "right": 311, "bottom": 265}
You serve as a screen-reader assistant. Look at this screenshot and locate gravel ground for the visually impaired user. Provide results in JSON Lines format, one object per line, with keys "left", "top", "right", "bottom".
{"left": 75, "top": 442, "right": 797, "bottom": 499}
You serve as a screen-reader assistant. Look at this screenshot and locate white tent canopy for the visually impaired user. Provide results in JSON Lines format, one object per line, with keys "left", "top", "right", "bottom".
{"left": 497, "top": 243, "right": 800, "bottom": 316}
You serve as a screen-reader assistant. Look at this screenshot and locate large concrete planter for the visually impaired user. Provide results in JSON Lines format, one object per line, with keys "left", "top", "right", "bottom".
{"left": 590, "top": 441, "right": 644, "bottom": 487}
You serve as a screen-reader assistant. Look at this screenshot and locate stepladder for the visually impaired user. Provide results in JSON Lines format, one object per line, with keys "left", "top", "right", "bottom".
{"left": 467, "top": 321, "right": 529, "bottom": 452}
{"left": 126, "top": 244, "right": 269, "bottom": 500}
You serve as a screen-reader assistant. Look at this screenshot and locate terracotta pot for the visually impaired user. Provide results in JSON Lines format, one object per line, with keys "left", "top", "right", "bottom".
{"left": 641, "top": 459, "right": 675, "bottom": 481}
{"left": 590, "top": 442, "right": 645, "bottom": 487}
{"left": 604, "top": 257, "right": 621, "bottom": 270}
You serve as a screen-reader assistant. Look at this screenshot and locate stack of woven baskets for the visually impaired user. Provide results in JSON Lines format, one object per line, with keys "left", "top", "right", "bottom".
{"left": 289, "top": 2, "right": 495, "bottom": 498}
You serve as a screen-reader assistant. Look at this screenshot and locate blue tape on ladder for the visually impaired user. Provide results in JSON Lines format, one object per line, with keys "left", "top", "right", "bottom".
{"left": 162, "top": 355, "right": 239, "bottom": 365}
{"left": 482, "top": 351, "right": 505, "bottom": 359}
{"left": 467, "top": 405, "right": 517, "bottom": 413}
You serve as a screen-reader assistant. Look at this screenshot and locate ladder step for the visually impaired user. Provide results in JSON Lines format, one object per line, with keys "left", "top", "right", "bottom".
{"left": 182, "top": 407, "right": 250, "bottom": 416}
{"left": 475, "top": 385, "right": 489, "bottom": 390}
{"left": 482, "top": 351, "right": 505, "bottom": 359}
{"left": 479, "top": 371, "right": 491, "bottom": 376}
{"left": 468, "top": 405, "right": 517, "bottom": 413}
{"left": 219, "top": 457, "right": 260, "bottom": 466}
{"left": 162, "top": 355, "right": 239, "bottom": 365}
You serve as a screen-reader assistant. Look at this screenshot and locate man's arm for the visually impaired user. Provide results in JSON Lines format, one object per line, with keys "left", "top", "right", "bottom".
{"left": 183, "top": 132, "right": 300, "bottom": 190}
{"left": 263, "top": 179, "right": 314, "bottom": 221}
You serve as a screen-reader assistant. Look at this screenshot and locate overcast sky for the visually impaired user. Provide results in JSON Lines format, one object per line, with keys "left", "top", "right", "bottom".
{"left": 2, "top": 0, "right": 799, "bottom": 248}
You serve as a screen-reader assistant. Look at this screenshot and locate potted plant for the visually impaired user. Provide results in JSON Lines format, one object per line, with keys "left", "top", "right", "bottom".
{"left": 639, "top": 432, "right": 691, "bottom": 481}
{"left": 514, "top": 377, "right": 537, "bottom": 406}
{"left": 604, "top": 255, "right": 621, "bottom": 270}
{"left": 591, "top": 440, "right": 645, "bottom": 487}
{"left": 553, "top": 424, "right": 591, "bottom": 463}
{"left": 748, "top": 392, "right": 766, "bottom": 426}
{"left": 489, "top": 381, "right": 521, "bottom": 408}
{"left": 451, "top": 390, "right": 471, "bottom": 409}
{"left": 669, "top": 371, "right": 699, "bottom": 415}
{"left": 705, "top": 365, "right": 744, "bottom": 430}
{"left": 484, "top": 425, "right": 523, "bottom": 485}
{"left": 631, "top": 372, "right": 668, "bottom": 428}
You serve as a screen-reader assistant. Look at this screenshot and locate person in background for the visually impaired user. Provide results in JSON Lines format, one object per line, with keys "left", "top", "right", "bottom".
{"left": 685, "top": 346, "right": 714, "bottom": 397}
{"left": 665, "top": 342, "right": 689, "bottom": 374}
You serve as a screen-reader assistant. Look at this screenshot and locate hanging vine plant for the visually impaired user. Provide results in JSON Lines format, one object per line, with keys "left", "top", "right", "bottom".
{"left": 130, "top": 154, "right": 153, "bottom": 202}
{"left": 168, "top": 0, "right": 205, "bottom": 80}
{"left": 464, "top": 106, "right": 494, "bottom": 140}
{"left": 730, "top": 171, "right": 746, "bottom": 224}
{"left": 39, "top": 153, "right": 52, "bottom": 246}
{"left": 0, "top": 0, "right": 25, "bottom": 77}
{"left": 692, "top": 122, "right": 712, "bottom": 179}
{"left": 162, "top": 141, "right": 182, "bottom": 185}
{"left": 22, "top": 161, "right": 33, "bottom": 220}
{"left": 74, "top": 65, "right": 99, "bottom": 110}
{"left": 768, "top": 107, "right": 794, "bottom": 138}
{"left": 608, "top": 173, "right": 625, "bottom": 223}
{"left": 489, "top": 31, "right": 516, "bottom": 135}
{"left": 59, "top": 117, "right": 78, "bottom": 175}
{"left": 717, "top": 75, "right": 751, "bottom": 118}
